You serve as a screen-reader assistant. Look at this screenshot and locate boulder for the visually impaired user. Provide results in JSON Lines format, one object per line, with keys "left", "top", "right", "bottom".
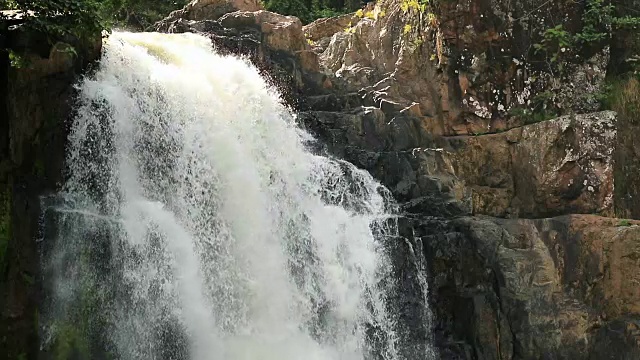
{"left": 155, "top": 0, "right": 263, "bottom": 29}
{"left": 219, "top": 10, "right": 307, "bottom": 52}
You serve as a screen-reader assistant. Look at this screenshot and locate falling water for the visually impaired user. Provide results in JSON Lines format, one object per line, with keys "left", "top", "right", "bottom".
{"left": 39, "top": 32, "right": 436, "bottom": 360}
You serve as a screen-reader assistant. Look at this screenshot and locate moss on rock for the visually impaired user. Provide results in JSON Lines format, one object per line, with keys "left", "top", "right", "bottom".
{"left": 0, "top": 185, "right": 10, "bottom": 273}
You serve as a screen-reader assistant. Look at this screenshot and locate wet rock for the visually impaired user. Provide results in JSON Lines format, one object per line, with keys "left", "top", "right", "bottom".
{"left": 0, "top": 27, "right": 102, "bottom": 359}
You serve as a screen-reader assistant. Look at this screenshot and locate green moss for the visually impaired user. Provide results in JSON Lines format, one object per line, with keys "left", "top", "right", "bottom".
{"left": 0, "top": 186, "right": 10, "bottom": 272}
{"left": 33, "top": 158, "right": 45, "bottom": 178}
{"left": 508, "top": 106, "right": 558, "bottom": 125}
{"left": 54, "top": 323, "right": 90, "bottom": 360}
{"left": 618, "top": 219, "right": 632, "bottom": 227}
{"left": 34, "top": 309, "right": 39, "bottom": 334}
{"left": 603, "top": 77, "right": 640, "bottom": 120}
{"left": 21, "top": 272, "right": 35, "bottom": 286}
{"left": 49, "top": 255, "right": 109, "bottom": 358}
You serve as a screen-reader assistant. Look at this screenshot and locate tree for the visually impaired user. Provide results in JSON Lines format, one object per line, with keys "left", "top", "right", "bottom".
{"left": 264, "top": 0, "right": 363, "bottom": 24}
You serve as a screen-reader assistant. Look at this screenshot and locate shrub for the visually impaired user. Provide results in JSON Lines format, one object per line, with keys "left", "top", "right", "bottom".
{"left": 607, "top": 77, "right": 640, "bottom": 123}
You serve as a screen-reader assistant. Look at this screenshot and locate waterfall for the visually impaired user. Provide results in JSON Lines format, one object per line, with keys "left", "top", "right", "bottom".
{"left": 39, "top": 31, "right": 436, "bottom": 360}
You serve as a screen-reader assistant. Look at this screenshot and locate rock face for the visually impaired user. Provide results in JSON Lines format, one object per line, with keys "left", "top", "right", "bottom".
{"left": 613, "top": 78, "right": 640, "bottom": 220}
{"left": 308, "top": 0, "right": 611, "bottom": 136}
{"left": 0, "top": 27, "right": 101, "bottom": 359}
{"left": 0, "top": 0, "right": 636, "bottom": 358}
{"left": 415, "top": 215, "right": 640, "bottom": 359}
{"left": 445, "top": 111, "right": 617, "bottom": 218}
{"left": 154, "top": 0, "right": 640, "bottom": 358}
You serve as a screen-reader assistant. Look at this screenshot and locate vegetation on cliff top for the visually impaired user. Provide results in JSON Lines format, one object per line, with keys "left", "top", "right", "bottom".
{"left": 0, "top": 0, "right": 188, "bottom": 33}
{"left": 0, "top": 0, "right": 354, "bottom": 30}
{"left": 264, "top": 0, "right": 360, "bottom": 23}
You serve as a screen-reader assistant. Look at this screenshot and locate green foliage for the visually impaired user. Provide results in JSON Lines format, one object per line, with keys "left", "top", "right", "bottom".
{"left": 574, "top": 0, "right": 614, "bottom": 44}
{"left": 400, "top": 0, "right": 428, "bottom": 13}
{"left": 612, "top": 16, "right": 640, "bottom": 28}
{"left": 7, "top": 49, "right": 29, "bottom": 68}
{"left": 0, "top": 187, "right": 10, "bottom": 274}
{"left": 605, "top": 76, "right": 640, "bottom": 122}
{"left": 1, "top": 0, "right": 188, "bottom": 37}
{"left": 508, "top": 105, "right": 557, "bottom": 125}
{"left": 1, "top": 0, "right": 105, "bottom": 38}
{"left": 534, "top": 0, "right": 640, "bottom": 65}
{"left": 264, "top": 0, "right": 359, "bottom": 23}
{"left": 618, "top": 219, "right": 632, "bottom": 227}
{"left": 533, "top": 25, "right": 571, "bottom": 63}
{"left": 98, "top": 0, "right": 189, "bottom": 29}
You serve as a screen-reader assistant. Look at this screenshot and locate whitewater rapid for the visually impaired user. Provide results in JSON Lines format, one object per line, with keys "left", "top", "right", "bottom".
{"left": 40, "top": 31, "right": 436, "bottom": 360}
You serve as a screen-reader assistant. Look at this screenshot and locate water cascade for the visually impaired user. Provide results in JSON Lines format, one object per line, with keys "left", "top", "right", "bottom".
{"left": 39, "top": 31, "right": 436, "bottom": 360}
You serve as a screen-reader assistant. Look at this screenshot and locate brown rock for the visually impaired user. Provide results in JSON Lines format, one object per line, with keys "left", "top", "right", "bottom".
{"left": 315, "top": 0, "right": 610, "bottom": 135}
{"left": 422, "top": 214, "right": 640, "bottom": 359}
{"left": 154, "top": 0, "right": 263, "bottom": 30}
{"left": 303, "top": 13, "right": 361, "bottom": 42}
{"left": 219, "top": 11, "right": 307, "bottom": 52}
{"left": 445, "top": 111, "right": 616, "bottom": 218}
{"left": 183, "top": 0, "right": 262, "bottom": 20}
{"left": 296, "top": 50, "right": 320, "bottom": 72}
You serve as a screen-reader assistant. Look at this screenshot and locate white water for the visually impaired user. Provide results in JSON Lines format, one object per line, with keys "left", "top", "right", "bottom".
{"left": 41, "top": 32, "right": 435, "bottom": 360}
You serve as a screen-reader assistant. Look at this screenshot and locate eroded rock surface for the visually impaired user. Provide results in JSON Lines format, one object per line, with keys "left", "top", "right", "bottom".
{"left": 413, "top": 215, "right": 640, "bottom": 359}
{"left": 308, "top": 0, "right": 611, "bottom": 136}
{"left": 445, "top": 111, "right": 617, "bottom": 218}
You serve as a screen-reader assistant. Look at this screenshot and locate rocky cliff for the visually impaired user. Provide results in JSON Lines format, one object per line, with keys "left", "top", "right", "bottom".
{"left": 0, "top": 0, "right": 639, "bottom": 358}
{"left": 155, "top": 0, "right": 640, "bottom": 358}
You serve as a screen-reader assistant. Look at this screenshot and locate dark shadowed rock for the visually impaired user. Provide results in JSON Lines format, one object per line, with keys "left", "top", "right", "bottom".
{"left": 411, "top": 214, "right": 640, "bottom": 359}
{"left": 0, "top": 26, "right": 102, "bottom": 359}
